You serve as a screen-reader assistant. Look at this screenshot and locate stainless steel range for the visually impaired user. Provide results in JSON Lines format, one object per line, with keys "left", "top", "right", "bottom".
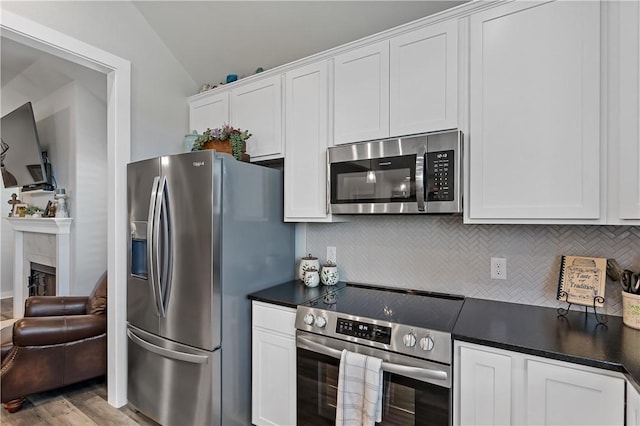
{"left": 295, "top": 283, "right": 465, "bottom": 426}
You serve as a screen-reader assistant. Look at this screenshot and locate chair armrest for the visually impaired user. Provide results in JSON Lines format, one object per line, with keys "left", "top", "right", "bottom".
{"left": 24, "top": 296, "right": 88, "bottom": 317}
{"left": 12, "top": 315, "right": 106, "bottom": 346}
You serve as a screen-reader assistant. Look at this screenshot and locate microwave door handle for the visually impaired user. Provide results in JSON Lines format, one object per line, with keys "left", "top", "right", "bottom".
{"left": 326, "top": 149, "right": 330, "bottom": 215}
{"left": 415, "top": 146, "right": 427, "bottom": 212}
{"left": 297, "top": 336, "right": 447, "bottom": 382}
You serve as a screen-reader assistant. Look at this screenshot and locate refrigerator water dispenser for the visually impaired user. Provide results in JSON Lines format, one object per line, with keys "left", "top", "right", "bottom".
{"left": 130, "top": 221, "right": 147, "bottom": 278}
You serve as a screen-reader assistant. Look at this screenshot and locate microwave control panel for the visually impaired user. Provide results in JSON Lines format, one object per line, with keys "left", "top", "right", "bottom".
{"left": 336, "top": 318, "right": 391, "bottom": 345}
{"left": 426, "top": 150, "right": 455, "bottom": 202}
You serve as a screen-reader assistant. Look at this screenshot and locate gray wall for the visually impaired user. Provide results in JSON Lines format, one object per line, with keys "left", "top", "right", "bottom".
{"left": 307, "top": 217, "right": 640, "bottom": 316}
{"left": 2, "top": 0, "right": 198, "bottom": 161}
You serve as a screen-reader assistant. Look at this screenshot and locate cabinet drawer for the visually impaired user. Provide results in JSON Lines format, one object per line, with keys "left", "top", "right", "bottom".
{"left": 252, "top": 301, "right": 296, "bottom": 336}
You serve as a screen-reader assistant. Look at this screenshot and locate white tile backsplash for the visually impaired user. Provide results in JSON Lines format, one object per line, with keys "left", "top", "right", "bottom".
{"left": 306, "top": 216, "right": 640, "bottom": 316}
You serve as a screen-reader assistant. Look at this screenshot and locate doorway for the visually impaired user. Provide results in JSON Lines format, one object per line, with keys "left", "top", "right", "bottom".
{"left": 0, "top": 11, "right": 131, "bottom": 407}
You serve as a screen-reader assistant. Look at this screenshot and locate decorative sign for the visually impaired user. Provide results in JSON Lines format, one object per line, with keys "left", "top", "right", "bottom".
{"left": 557, "top": 255, "right": 607, "bottom": 307}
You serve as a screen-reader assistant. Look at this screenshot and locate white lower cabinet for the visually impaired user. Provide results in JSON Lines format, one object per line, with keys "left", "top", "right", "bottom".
{"left": 251, "top": 301, "right": 296, "bottom": 426}
{"left": 629, "top": 382, "right": 640, "bottom": 426}
{"left": 454, "top": 341, "right": 625, "bottom": 426}
{"left": 457, "top": 344, "right": 512, "bottom": 425}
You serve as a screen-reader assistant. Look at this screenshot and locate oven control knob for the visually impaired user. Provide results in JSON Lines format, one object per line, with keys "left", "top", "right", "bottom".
{"left": 402, "top": 332, "right": 417, "bottom": 347}
{"left": 419, "top": 336, "right": 435, "bottom": 351}
{"left": 303, "top": 313, "right": 315, "bottom": 326}
{"left": 315, "top": 316, "right": 327, "bottom": 328}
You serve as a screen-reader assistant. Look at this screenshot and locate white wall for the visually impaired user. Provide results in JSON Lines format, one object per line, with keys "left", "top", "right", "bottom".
{"left": 1, "top": 0, "right": 198, "bottom": 161}
{"left": 73, "top": 84, "right": 108, "bottom": 294}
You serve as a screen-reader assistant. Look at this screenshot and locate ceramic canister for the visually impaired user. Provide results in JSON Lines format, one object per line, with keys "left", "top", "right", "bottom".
{"left": 298, "top": 254, "right": 320, "bottom": 281}
{"left": 321, "top": 263, "right": 339, "bottom": 286}
{"left": 303, "top": 267, "right": 320, "bottom": 288}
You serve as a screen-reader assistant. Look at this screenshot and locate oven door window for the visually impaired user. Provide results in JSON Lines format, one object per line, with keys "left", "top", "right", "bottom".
{"left": 297, "top": 347, "right": 449, "bottom": 426}
{"left": 330, "top": 155, "right": 416, "bottom": 204}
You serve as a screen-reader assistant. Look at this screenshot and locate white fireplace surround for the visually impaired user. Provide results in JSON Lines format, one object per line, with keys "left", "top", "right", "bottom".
{"left": 6, "top": 217, "right": 72, "bottom": 318}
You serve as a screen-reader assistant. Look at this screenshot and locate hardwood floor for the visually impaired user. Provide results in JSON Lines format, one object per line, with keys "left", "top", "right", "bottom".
{"left": 0, "top": 378, "right": 159, "bottom": 426}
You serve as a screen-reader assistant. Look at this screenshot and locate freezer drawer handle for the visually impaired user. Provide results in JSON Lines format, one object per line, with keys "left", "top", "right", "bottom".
{"left": 297, "top": 336, "right": 447, "bottom": 382}
{"left": 127, "top": 329, "right": 209, "bottom": 364}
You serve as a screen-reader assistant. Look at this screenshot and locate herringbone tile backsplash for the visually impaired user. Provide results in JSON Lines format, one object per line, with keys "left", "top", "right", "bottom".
{"left": 306, "top": 217, "right": 640, "bottom": 316}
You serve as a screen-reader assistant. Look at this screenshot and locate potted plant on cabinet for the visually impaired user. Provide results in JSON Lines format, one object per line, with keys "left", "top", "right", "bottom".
{"left": 192, "top": 124, "right": 251, "bottom": 162}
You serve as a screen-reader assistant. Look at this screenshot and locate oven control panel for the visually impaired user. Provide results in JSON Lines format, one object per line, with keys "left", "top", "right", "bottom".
{"left": 336, "top": 318, "right": 391, "bottom": 345}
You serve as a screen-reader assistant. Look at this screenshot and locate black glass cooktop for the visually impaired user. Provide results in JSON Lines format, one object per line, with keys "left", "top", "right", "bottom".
{"left": 303, "top": 283, "right": 465, "bottom": 333}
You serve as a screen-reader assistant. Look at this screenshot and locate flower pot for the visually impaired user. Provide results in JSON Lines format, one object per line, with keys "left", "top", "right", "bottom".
{"left": 201, "top": 139, "right": 250, "bottom": 162}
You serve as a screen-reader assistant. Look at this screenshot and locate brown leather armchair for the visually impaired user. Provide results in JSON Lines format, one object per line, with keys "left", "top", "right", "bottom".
{"left": 1, "top": 273, "right": 107, "bottom": 413}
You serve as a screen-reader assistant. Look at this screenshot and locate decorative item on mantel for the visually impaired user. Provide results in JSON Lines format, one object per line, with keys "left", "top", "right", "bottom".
{"left": 192, "top": 124, "right": 251, "bottom": 162}
{"left": 54, "top": 188, "right": 69, "bottom": 218}
{"left": 7, "top": 193, "right": 21, "bottom": 217}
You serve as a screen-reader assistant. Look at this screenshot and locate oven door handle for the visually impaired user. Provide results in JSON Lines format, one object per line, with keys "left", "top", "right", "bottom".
{"left": 297, "top": 336, "right": 448, "bottom": 382}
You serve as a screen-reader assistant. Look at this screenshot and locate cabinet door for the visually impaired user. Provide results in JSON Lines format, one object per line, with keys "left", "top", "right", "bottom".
{"left": 231, "top": 75, "right": 283, "bottom": 160}
{"left": 457, "top": 344, "right": 512, "bottom": 426}
{"left": 284, "top": 61, "right": 331, "bottom": 221}
{"left": 618, "top": 1, "right": 640, "bottom": 220}
{"left": 525, "top": 359, "right": 625, "bottom": 425}
{"left": 390, "top": 20, "right": 458, "bottom": 136}
{"left": 333, "top": 41, "right": 389, "bottom": 145}
{"left": 468, "top": 1, "right": 601, "bottom": 220}
{"left": 251, "top": 302, "right": 296, "bottom": 426}
{"left": 188, "top": 92, "right": 229, "bottom": 134}
{"left": 629, "top": 382, "right": 640, "bottom": 426}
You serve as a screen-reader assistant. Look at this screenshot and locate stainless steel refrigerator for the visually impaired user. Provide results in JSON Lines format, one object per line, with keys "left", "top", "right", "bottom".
{"left": 126, "top": 150, "right": 294, "bottom": 425}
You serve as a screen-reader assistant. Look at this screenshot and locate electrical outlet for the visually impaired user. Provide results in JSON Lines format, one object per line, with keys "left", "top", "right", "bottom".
{"left": 491, "top": 257, "right": 507, "bottom": 280}
{"left": 327, "top": 246, "right": 337, "bottom": 264}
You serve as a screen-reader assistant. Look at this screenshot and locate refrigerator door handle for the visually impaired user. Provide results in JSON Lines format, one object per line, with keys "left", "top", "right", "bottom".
{"left": 158, "top": 177, "right": 173, "bottom": 317}
{"left": 147, "top": 176, "right": 161, "bottom": 316}
{"left": 127, "top": 329, "right": 209, "bottom": 364}
{"left": 152, "top": 175, "right": 167, "bottom": 318}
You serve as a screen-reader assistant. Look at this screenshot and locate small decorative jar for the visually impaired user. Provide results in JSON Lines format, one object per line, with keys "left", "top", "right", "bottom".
{"left": 303, "top": 267, "right": 320, "bottom": 288}
{"left": 298, "top": 253, "right": 320, "bottom": 282}
{"left": 321, "top": 262, "right": 339, "bottom": 286}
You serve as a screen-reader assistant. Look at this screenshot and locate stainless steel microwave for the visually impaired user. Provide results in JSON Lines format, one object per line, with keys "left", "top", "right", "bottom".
{"left": 328, "top": 130, "right": 463, "bottom": 214}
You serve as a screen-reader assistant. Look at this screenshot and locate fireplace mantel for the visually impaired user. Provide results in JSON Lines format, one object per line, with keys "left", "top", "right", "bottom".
{"left": 6, "top": 217, "right": 72, "bottom": 234}
{"left": 5, "top": 217, "right": 73, "bottom": 318}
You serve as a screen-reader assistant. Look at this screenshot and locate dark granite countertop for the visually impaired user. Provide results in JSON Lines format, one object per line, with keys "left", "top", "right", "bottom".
{"left": 248, "top": 280, "right": 346, "bottom": 309}
{"left": 453, "top": 298, "right": 640, "bottom": 391}
{"left": 248, "top": 282, "right": 640, "bottom": 391}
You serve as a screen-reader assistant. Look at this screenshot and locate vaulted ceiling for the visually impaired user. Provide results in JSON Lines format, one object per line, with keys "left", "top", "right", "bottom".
{"left": 1, "top": 1, "right": 466, "bottom": 108}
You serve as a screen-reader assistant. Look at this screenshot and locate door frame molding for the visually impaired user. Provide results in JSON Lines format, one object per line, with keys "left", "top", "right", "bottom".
{"left": 1, "top": 11, "right": 131, "bottom": 407}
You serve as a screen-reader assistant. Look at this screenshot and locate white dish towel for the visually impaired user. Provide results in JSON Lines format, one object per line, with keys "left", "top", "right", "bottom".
{"left": 335, "top": 349, "right": 383, "bottom": 426}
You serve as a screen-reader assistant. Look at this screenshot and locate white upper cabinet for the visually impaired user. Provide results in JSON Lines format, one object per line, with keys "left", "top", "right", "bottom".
{"left": 188, "top": 92, "right": 229, "bottom": 134}
{"left": 616, "top": 1, "right": 640, "bottom": 221}
{"left": 390, "top": 20, "right": 458, "bottom": 136}
{"left": 468, "top": 1, "right": 601, "bottom": 222}
{"left": 230, "top": 75, "right": 283, "bottom": 161}
{"left": 284, "top": 61, "right": 335, "bottom": 222}
{"left": 333, "top": 41, "right": 390, "bottom": 145}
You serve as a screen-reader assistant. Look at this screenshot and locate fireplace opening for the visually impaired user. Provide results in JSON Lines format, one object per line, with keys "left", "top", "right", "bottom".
{"left": 28, "top": 263, "right": 56, "bottom": 296}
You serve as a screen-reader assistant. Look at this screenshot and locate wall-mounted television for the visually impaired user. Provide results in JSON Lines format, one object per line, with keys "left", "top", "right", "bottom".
{"left": 1, "top": 102, "right": 54, "bottom": 191}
